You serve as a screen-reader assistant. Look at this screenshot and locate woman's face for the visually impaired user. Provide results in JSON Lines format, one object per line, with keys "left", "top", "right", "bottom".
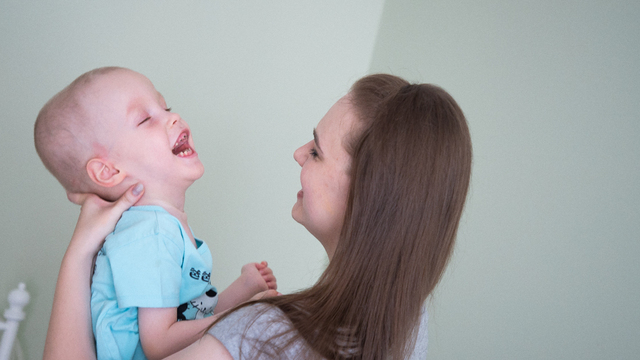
{"left": 292, "top": 96, "right": 359, "bottom": 259}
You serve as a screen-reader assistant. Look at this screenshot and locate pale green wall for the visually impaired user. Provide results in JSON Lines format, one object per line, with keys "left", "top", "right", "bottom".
{"left": 369, "top": 0, "right": 639, "bottom": 359}
{"left": 2, "top": 1, "right": 638, "bottom": 359}
{"left": 0, "top": 2, "right": 384, "bottom": 359}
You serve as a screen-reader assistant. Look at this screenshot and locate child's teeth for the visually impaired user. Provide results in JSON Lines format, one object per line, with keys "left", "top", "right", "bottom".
{"left": 174, "top": 133, "right": 188, "bottom": 148}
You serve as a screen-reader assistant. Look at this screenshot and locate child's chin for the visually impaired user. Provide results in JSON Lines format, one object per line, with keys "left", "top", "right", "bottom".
{"left": 189, "top": 167, "right": 205, "bottom": 182}
{"left": 196, "top": 164, "right": 205, "bottom": 177}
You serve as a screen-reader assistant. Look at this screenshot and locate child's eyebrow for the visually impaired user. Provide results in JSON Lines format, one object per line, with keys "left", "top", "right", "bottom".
{"left": 313, "top": 128, "right": 323, "bottom": 153}
{"left": 126, "top": 101, "right": 146, "bottom": 120}
{"left": 157, "top": 92, "right": 167, "bottom": 105}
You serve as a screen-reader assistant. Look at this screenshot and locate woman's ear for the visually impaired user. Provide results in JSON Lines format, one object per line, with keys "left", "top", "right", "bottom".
{"left": 86, "top": 158, "right": 126, "bottom": 188}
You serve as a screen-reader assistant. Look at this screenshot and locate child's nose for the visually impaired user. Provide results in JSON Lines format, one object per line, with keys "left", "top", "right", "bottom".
{"left": 167, "top": 113, "right": 180, "bottom": 127}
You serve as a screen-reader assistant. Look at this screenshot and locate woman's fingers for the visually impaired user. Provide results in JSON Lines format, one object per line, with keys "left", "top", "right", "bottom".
{"left": 113, "top": 183, "right": 144, "bottom": 212}
{"left": 68, "top": 183, "right": 144, "bottom": 209}
{"left": 71, "top": 184, "right": 144, "bottom": 245}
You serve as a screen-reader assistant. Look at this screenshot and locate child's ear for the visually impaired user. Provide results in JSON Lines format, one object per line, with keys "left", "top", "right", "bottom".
{"left": 86, "top": 158, "right": 125, "bottom": 187}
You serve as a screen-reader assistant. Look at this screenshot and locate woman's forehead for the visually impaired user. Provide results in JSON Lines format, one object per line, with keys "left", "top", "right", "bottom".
{"left": 316, "top": 97, "right": 360, "bottom": 153}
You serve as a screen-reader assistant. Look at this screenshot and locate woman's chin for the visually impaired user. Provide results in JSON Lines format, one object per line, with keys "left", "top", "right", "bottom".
{"left": 291, "top": 205, "right": 302, "bottom": 224}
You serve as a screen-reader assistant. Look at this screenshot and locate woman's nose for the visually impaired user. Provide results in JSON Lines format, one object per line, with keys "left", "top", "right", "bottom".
{"left": 293, "top": 142, "right": 309, "bottom": 166}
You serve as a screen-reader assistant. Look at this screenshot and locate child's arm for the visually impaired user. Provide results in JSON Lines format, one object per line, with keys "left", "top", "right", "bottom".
{"left": 138, "top": 308, "right": 220, "bottom": 360}
{"left": 43, "top": 184, "right": 144, "bottom": 360}
{"left": 215, "top": 261, "right": 278, "bottom": 314}
{"left": 138, "top": 262, "right": 277, "bottom": 360}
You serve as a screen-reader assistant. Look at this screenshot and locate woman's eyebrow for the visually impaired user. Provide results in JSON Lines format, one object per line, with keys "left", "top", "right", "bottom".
{"left": 313, "top": 128, "right": 323, "bottom": 153}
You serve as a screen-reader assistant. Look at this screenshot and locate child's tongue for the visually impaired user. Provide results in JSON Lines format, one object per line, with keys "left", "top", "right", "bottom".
{"left": 172, "top": 133, "right": 189, "bottom": 155}
{"left": 172, "top": 142, "right": 191, "bottom": 155}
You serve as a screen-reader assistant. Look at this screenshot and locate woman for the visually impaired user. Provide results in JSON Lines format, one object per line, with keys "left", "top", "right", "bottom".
{"left": 44, "top": 74, "right": 472, "bottom": 359}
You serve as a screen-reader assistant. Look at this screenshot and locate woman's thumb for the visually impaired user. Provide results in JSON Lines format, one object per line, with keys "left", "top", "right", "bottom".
{"left": 116, "top": 183, "right": 144, "bottom": 210}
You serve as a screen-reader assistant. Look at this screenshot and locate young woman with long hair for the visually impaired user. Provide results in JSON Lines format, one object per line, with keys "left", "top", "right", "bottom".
{"left": 199, "top": 74, "right": 472, "bottom": 359}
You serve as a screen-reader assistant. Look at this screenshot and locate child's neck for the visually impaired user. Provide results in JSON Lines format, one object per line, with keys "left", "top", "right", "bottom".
{"left": 137, "top": 193, "right": 196, "bottom": 247}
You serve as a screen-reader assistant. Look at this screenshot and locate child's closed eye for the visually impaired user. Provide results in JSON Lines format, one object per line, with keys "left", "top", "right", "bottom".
{"left": 138, "top": 108, "right": 171, "bottom": 126}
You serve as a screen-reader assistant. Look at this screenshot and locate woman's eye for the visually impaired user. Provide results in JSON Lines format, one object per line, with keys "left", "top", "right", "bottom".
{"left": 165, "top": 107, "right": 172, "bottom": 112}
{"left": 138, "top": 117, "right": 151, "bottom": 126}
{"left": 310, "top": 148, "right": 319, "bottom": 158}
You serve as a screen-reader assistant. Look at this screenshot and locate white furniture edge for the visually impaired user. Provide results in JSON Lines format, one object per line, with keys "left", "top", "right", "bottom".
{"left": 0, "top": 283, "right": 30, "bottom": 360}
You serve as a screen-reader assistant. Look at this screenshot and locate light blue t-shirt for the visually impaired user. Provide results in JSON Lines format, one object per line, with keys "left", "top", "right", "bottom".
{"left": 91, "top": 206, "right": 217, "bottom": 360}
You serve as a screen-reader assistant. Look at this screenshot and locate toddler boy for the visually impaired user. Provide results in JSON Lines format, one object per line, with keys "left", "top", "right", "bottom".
{"left": 34, "top": 67, "right": 276, "bottom": 359}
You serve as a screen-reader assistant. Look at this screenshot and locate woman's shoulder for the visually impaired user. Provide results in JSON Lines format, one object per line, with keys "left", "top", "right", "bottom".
{"left": 208, "top": 303, "right": 310, "bottom": 359}
{"left": 207, "top": 303, "right": 428, "bottom": 359}
{"left": 209, "top": 303, "right": 290, "bottom": 340}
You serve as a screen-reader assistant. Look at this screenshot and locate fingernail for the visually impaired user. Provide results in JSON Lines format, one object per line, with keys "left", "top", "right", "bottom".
{"left": 132, "top": 183, "right": 144, "bottom": 196}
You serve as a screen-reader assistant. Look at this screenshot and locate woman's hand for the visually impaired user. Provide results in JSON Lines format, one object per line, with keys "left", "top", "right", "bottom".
{"left": 67, "top": 183, "right": 144, "bottom": 258}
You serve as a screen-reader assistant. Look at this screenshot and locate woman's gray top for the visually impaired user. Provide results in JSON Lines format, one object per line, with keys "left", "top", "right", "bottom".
{"left": 208, "top": 303, "right": 428, "bottom": 359}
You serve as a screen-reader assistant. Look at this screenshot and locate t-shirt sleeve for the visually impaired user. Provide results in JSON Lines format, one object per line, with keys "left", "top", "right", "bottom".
{"left": 208, "top": 305, "right": 310, "bottom": 360}
{"left": 107, "top": 233, "right": 184, "bottom": 308}
{"left": 407, "top": 307, "right": 429, "bottom": 360}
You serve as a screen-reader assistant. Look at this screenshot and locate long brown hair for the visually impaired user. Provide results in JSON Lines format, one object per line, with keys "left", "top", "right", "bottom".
{"left": 213, "top": 74, "right": 472, "bottom": 359}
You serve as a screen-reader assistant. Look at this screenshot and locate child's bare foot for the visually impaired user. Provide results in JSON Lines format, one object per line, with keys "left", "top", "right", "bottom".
{"left": 240, "top": 262, "right": 277, "bottom": 296}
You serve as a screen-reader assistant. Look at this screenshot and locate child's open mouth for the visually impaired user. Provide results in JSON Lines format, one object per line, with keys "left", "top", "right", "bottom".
{"left": 172, "top": 131, "right": 194, "bottom": 157}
